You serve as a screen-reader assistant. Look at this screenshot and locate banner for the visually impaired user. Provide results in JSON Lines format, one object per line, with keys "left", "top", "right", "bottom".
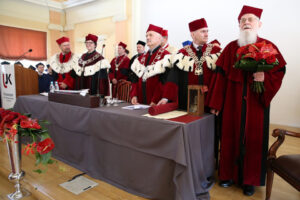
{"left": 0, "top": 64, "right": 16, "bottom": 109}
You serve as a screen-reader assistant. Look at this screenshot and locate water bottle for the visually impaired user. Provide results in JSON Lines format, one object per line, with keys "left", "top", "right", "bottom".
{"left": 55, "top": 81, "right": 59, "bottom": 91}
{"left": 49, "top": 81, "right": 55, "bottom": 93}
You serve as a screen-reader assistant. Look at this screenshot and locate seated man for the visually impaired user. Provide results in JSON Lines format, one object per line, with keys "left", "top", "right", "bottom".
{"left": 37, "top": 62, "right": 53, "bottom": 93}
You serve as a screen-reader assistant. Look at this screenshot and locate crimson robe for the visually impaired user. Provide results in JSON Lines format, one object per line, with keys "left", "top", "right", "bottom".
{"left": 208, "top": 37, "right": 286, "bottom": 186}
{"left": 50, "top": 52, "right": 76, "bottom": 90}
{"left": 130, "top": 46, "right": 170, "bottom": 104}
{"left": 109, "top": 55, "right": 130, "bottom": 81}
{"left": 163, "top": 43, "right": 221, "bottom": 110}
{"left": 75, "top": 51, "right": 110, "bottom": 96}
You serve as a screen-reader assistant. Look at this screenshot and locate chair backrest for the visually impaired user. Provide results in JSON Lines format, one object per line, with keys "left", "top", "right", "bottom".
{"left": 117, "top": 80, "right": 131, "bottom": 102}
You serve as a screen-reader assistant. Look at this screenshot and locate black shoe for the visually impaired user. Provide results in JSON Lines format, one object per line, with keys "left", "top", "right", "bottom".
{"left": 219, "top": 180, "right": 234, "bottom": 188}
{"left": 243, "top": 185, "right": 255, "bottom": 196}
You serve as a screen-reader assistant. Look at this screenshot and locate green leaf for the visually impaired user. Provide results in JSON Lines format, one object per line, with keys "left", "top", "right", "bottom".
{"left": 33, "top": 169, "right": 43, "bottom": 174}
{"left": 47, "top": 159, "right": 55, "bottom": 164}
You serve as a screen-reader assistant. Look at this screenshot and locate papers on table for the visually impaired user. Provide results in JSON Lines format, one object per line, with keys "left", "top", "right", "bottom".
{"left": 143, "top": 110, "right": 187, "bottom": 119}
{"left": 122, "top": 104, "right": 151, "bottom": 110}
{"left": 40, "top": 92, "right": 48, "bottom": 96}
{"left": 59, "top": 176, "right": 98, "bottom": 195}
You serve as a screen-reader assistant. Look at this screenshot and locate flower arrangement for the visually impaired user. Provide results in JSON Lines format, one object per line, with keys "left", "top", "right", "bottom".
{"left": 0, "top": 108, "right": 55, "bottom": 173}
{"left": 234, "top": 41, "right": 279, "bottom": 93}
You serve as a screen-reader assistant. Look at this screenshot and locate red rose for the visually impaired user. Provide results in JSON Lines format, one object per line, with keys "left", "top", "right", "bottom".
{"left": 266, "top": 56, "right": 277, "bottom": 64}
{"left": 36, "top": 138, "right": 55, "bottom": 155}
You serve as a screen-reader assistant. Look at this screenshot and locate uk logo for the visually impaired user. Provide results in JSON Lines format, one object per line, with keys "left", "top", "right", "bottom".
{"left": 2, "top": 73, "right": 12, "bottom": 88}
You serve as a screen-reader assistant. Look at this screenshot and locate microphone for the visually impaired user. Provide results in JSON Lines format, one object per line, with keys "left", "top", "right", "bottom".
{"left": 97, "top": 44, "right": 106, "bottom": 100}
{"left": 15, "top": 49, "right": 33, "bottom": 63}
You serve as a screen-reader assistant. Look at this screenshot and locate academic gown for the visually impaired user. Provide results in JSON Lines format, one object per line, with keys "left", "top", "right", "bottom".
{"left": 163, "top": 43, "right": 221, "bottom": 110}
{"left": 50, "top": 52, "right": 76, "bottom": 90}
{"left": 109, "top": 54, "right": 130, "bottom": 81}
{"left": 74, "top": 50, "right": 110, "bottom": 96}
{"left": 130, "top": 46, "right": 170, "bottom": 104}
{"left": 208, "top": 37, "right": 286, "bottom": 186}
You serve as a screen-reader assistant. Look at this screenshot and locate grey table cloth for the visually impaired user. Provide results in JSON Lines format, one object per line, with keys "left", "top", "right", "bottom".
{"left": 14, "top": 95, "right": 215, "bottom": 200}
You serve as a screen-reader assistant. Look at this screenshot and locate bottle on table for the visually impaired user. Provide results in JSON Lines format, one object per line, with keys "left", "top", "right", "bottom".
{"left": 49, "top": 81, "right": 55, "bottom": 93}
{"left": 55, "top": 81, "right": 59, "bottom": 91}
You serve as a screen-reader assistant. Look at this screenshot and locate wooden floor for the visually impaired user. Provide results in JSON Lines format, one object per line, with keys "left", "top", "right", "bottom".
{"left": 0, "top": 124, "right": 299, "bottom": 200}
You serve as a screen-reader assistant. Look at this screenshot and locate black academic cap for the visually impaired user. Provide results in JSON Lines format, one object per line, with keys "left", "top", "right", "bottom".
{"left": 15, "top": 61, "right": 23, "bottom": 66}
{"left": 137, "top": 40, "right": 146, "bottom": 46}
{"left": 35, "top": 62, "right": 44, "bottom": 68}
{"left": 1, "top": 61, "right": 10, "bottom": 65}
{"left": 29, "top": 65, "right": 36, "bottom": 70}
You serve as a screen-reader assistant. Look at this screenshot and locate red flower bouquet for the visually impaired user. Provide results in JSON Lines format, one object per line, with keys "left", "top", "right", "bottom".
{"left": 234, "top": 41, "right": 279, "bottom": 93}
{"left": 0, "top": 108, "right": 55, "bottom": 173}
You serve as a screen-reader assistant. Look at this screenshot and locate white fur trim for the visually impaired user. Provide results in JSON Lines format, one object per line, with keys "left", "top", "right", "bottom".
{"left": 166, "top": 45, "right": 178, "bottom": 54}
{"left": 48, "top": 53, "right": 80, "bottom": 74}
{"left": 131, "top": 55, "right": 173, "bottom": 81}
{"left": 73, "top": 59, "right": 111, "bottom": 76}
{"left": 205, "top": 52, "right": 221, "bottom": 71}
{"left": 173, "top": 53, "right": 195, "bottom": 72}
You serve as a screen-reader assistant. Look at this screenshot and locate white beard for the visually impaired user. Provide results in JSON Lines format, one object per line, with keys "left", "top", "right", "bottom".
{"left": 238, "top": 30, "right": 258, "bottom": 47}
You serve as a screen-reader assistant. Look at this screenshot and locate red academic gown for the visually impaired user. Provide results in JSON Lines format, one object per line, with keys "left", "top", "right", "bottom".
{"left": 208, "top": 37, "right": 286, "bottom": 186}
{"left": 75, "top": 51, "right": 110, "bottom": 96}
{"left": 109, "top": 55, "right": 130, "bottom": 81}
{"left": 163, "top": 43, "right": 221, "bottom": 110}
{"left": 130, "top": 46, "right": 170, "bottom": 104}
{"left": 50, "top": 52, "right": 75, "bottom": 90}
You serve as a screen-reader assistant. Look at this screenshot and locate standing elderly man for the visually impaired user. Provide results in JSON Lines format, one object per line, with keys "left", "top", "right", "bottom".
{"left": 209, "top": 5, "right": 286, "bottom": 196}
{"left": 158, "top": 18, "right": 221, "bottom": 110}
{"left": 130, "top": 24, "right": 170, "bottom": 105}
{"left": 129, "top": 40, "right": 146, "bottom": 67}
{"left": 49, "top": 37, "right": 79, "bottom": 90}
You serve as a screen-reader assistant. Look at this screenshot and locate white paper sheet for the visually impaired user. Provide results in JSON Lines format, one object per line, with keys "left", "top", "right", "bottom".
{"left": 122, "top": 104, "right": 150, "bottom": 110}
{"left": 143, "top": 110, "right": 187, "bottom": 119}
{"left": 59, "top": 176, "right": 98, "bottom": 195}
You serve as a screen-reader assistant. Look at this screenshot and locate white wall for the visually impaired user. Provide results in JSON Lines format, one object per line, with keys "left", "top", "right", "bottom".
{"left": 135, "top": 0, "right": 300, "bottom": 127}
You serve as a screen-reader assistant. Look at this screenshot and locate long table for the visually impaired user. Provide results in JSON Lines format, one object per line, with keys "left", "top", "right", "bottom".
{"left": 14, "top": 95, "right": 215, "bottom": 200}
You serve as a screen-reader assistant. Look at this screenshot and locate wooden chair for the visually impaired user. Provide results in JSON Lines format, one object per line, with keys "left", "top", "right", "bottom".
{"left": 116, "top": 80, "right": 131, "bottom": 102}
{"left": 266, "top": 129, "right": 300, "bottom": 200}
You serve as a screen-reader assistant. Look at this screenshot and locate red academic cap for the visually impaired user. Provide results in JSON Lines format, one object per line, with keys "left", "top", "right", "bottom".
{"left": 56, "top": 37, "right": 69, "bottom": 45}
{"left": 189, "top": 18, "right": 208, "bottom": 32}
{"left": 85, "top": 34, "right": 98, "bottom": 43}
{"left": 118, "top": 42, "right": 127, "bottom": 49}
{"left": 238, "top": 5, "right": 263, "bottom": 21}
{"left": 161, "top": 29, "right": 168, "bottom": 37}
{"left": 146, "top": 24, "right": 163, "bottom": 35}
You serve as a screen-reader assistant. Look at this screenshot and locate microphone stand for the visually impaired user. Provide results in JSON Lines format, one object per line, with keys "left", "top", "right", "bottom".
{"left": 97, "top": 44, "right": 106, "bottom": 106}
{"left": 15, "top": 49, "right": 33, "bottom": 64}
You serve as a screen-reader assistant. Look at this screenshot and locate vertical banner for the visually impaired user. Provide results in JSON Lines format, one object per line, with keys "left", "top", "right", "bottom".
{"left": 0, "top": 64, "right": 16, "bottom": 109}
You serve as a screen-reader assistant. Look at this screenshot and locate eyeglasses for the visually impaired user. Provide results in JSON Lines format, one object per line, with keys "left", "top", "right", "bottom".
{"left": 240, "top": 17, "right": 258, "bottom": 24}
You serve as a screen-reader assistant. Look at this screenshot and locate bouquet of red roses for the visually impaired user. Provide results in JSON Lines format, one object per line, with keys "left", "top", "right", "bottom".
{"left": 234, "top": 41, "right": 279, "bottom": 93}
{"left": 0, "top": 108, "right": 55, "bottom": 173}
